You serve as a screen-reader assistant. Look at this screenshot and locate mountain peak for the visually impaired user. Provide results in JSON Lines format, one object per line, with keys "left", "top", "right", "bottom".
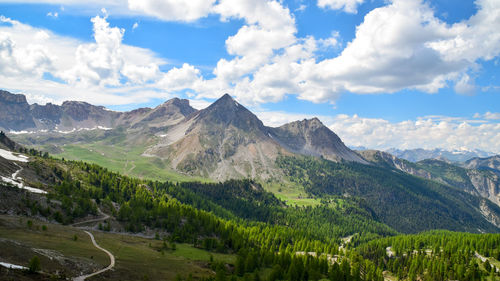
{"left": 193, "top": 93, "right": 265, "bottom": 133}
{"left": 219, "top": 93, "right": 233, "bottom": 101}
{"left": 210, "top": 93, "right": 238, "bottom": 108}
{"left": 270, "top": 117, "right": 368, "bottom": 164}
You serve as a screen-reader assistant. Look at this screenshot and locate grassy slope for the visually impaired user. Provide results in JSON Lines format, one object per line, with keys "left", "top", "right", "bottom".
{"left": 0, "top": 215, "right": 235, "bottom": 281}
{"left": 0, "top": 215, "right": 108, "bottom": 277}
{"left": 55, "top": 143, "right": 210, "bottom": 183}
{"left": 9, "top": 131, "right": 336, "bottom": 208}
{"left": 57, "top": 143, "right": 322, "bottom": 207}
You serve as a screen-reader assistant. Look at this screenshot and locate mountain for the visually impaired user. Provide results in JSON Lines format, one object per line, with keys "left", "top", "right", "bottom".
{"left": 464, "top": 155, "right": 500, "bottom": 175}
{"left": 144, "top": 94, "right": 365, "bottom": 179}
{"left": 387, "top": 147, "right": 494, "bottom": 162}
{"left": 0, "top": 90, "right": 36, "bottom": 131}
{"left": 2, "top": 90, "right": 365, "bottom": 180}
{"left": 270, "top": 118, "right": 368, "bottom": 164}
{"left": 359, "top": 150, "right": 500, "bottom": 209}
{"left": 144, "top": 94, "right": 284, "bottom": 179}
{"left": 278, "top": 154, "right": 500, "bottom": 233}
{"left": 0, "top": 90, "right": 196, "bottom": 133}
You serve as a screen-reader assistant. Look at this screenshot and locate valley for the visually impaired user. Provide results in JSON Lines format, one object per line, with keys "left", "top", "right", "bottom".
{"left": 2, "top": 92, "right": 500, "bottom": 280}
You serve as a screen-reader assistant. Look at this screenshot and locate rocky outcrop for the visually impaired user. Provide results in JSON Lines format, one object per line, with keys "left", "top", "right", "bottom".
{"left": 0, "top": 90, "right": 35, "bottom": 130}
{"left": 468, "top": 170, "right": 500, "bottom": 206}
{"left": 479, "top": 199, "right": 500, "bottom": 228}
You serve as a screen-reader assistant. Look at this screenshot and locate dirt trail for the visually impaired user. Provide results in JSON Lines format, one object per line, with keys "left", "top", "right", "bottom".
{"left": 71, "top": 207, "right": 110, "bottom": 227}
{"left": 73, "top": 231, "right": 115, "bottom": 281}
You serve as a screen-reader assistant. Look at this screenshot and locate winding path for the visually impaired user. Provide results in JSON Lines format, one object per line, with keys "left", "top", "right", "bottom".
{"left": 73, "top": 231, "right": 115, "bottom": 281}
{"left": 71, "top": 207, "right": 110, "bottom": 227}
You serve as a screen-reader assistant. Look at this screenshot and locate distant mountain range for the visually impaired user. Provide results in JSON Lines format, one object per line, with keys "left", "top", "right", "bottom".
{"left": 0, "top": 90, "right": 365, "bottom": 180}
{"left": 386, "top": 147, "right": 495, "bottom": 163}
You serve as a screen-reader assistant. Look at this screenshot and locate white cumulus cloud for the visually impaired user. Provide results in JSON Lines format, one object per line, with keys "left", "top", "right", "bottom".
{"left": 317, "top": 0, "right": 365, "bottom": 14}
{"left": 329, "top": 114, "right": 500, "bottom": 154}
{"left": 127, "top": 0, "right": 216, "bottom": 22}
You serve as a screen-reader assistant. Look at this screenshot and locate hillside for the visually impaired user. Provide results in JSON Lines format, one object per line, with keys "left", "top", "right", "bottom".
{"left": 277, "top": 155, "right": 500, "bottom": 233}
{"left": 359, "top": 150, "right": 500, "bottom": 208}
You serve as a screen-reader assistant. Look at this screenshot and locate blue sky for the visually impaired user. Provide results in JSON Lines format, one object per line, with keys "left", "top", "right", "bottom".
{"left": 0, "top": 0, "right": 499, "bottom": 152}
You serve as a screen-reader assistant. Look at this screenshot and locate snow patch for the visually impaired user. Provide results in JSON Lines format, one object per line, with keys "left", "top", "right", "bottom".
{"left": 1, "top": 176, "right": 47, "bottom": 194}
{"left": 1, "top": 163, "right": 48, "bottom": 194}
{"left": 0, "top": 149, "right": 29, "bottom": 162}
{"left": 8, "top": 130, "right": 31, "bottom": 134}
{"left": 0, "top": 261, "right": 27, "bottom": 270}
{"left": 56, "top": 126, "right": 112, "bottom": 134}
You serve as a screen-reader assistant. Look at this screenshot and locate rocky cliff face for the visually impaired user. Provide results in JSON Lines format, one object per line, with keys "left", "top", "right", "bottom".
{"left": 0, "top": 90, "right": 35, "bottom": 130}
{"left": 468, "top": 170, "right": 500, "bottom": 206}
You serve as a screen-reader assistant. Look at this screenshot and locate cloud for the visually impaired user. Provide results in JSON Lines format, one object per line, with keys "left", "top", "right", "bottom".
{"left": 188, "top": 98, "right": 211, "bottom": 110}
{"left": 132, "top": 22, "right": 138, "bottom": 30}
{"left": 2, "top": 0, "right": 500, "bottom": 109}
{"left": 254, "top": 109, "right": 500, "bottom": 154}
{"left": 209, "top": 0, "right": 297, "bottom": 86}
{"left": 255, "top": 110, "right": 326, "bottom": 127}
{"left": 46, "top": 11, "right": 58, "bottom": 18}
{"left": 454, "top": 74, "right": 477, "bottom": 95}
{"left": 474, "top": 112, "right": 500, "bottom": 120}
{"left": 127, "top": 0, "right": 216, "bottom": 22}
{"left": 328, "top": 114, "right": 500, "bottom": 154}
{"left": 157, "top": 63, "right": 202, "bottom": 91}
{"left": 317, "top": 0, "right": 365, "bottom": 14}
{"left": 0, "top": 15, "right": 173, "bottom": 105}
{"left": 0, "top": 17, "right": 54, "bottom": 77}
{"left": 193, "top": 0, "right": 500, "bottom": 105}
{"left": 295, "top": 4, "right": 307, "bottom": 12}
{"left": 60, "top": 15, "right": 125, "bottom": 86}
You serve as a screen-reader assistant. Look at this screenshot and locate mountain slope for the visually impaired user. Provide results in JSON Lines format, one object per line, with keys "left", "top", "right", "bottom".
{"left": 144, "top": 94, "right": 366, "bottom": 179}
{"left": 277, "top": 155, "right": 500, "bottom": 233}
{"left": 464, "top": 155, "right": 500, "bottom": 175}
{"left": 144, "top": 94, "right": 287, "bottom": 179}
{"left": 359, "top": 150, "right": 500, "bottom": 209}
